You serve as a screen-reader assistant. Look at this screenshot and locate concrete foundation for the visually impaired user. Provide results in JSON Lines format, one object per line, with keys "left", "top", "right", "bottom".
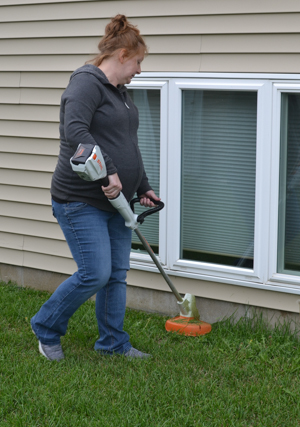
{"left": 1, "top": 263, "right": 300, "bottom": 330}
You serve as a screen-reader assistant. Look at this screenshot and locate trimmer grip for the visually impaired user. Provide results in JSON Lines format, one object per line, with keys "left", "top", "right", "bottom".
{"left": 100, "top": 176, "right": 109, "bottom": 187}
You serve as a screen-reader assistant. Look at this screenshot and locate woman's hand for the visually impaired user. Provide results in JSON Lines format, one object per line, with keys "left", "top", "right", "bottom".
{"left": 101, "top": 173, "right": 122, "bottom": 199}
{"left": 139, "top": 190, "right": 161, "bottom": 207}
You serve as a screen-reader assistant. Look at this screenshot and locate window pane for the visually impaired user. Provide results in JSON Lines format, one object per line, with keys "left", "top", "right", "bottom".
{"left": 278, "top": 93, "right": 300, "bottom": 275}
{"left": 181, "top": 90, "right": 257, "bottom": 268}
{"left": 127, "top": 89, "right": 160, "bottom": 254}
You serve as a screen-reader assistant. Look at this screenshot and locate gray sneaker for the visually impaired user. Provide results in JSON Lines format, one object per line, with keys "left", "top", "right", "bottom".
{"left": 38, "top": 341, "right": 65, "bottom": 361}
{"left": 124, "top": 347, "right": 152, "bottom": 359}
{"left": 31, "top": 325, "right": 64, "bottom": 361}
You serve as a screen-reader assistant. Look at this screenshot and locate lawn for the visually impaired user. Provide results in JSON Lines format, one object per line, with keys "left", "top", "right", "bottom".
{"left": 1, "top": 282, "right": 300, "bottom": 426}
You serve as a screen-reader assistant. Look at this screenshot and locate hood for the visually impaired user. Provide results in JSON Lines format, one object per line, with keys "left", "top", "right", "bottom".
{"left": 70, "top": 64, "right": 127, "bottom": 93}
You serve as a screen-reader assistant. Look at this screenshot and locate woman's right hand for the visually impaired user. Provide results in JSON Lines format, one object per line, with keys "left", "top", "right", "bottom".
{"left": 101, "top": 173, "right": 122, "bottom": 199}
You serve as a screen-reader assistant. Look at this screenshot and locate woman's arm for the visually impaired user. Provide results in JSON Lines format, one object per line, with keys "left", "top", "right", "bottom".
{"left": 63, "top": 73, "right": 117, "bottom": 176}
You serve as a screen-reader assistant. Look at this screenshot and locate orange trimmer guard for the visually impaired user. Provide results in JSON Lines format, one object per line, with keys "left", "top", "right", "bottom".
{"left": 165, "top": 316, "right": 212, "bottom": 336}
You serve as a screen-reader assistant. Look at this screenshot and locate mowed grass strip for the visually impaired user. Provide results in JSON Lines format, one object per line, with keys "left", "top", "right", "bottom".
{"left": 1, "top": 282, "right": 300, "bottom": 427}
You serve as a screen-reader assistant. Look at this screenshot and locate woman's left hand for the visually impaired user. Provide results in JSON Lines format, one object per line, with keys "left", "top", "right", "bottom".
{"left": 139, "top": 190, "right": 161, "bottom": 207}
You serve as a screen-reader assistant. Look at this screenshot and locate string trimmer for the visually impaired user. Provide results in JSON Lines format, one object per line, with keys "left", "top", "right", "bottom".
{"left": 71, "top": 143, "right": 211, "bottom": 336}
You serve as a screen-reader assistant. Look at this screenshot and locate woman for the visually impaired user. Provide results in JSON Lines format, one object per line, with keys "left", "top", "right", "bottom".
{"left": 30, "top": 14, "right": 160, "bottom": 361}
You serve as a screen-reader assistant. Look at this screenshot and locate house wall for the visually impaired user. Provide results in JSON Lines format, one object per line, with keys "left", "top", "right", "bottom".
{"left": 1, "top": 0, "right": 300, "bottom": 318}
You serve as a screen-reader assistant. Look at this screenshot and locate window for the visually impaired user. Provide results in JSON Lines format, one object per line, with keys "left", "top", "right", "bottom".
{"left": 278, "top": 93, "right": 300, "bottom": 276}
{"left": 181, "top": 90, "right": 257, "bottom": 269}
{"left": 129, "top": 75, "right": 300, "bottom": 294}
{"left": 127, "top": 88, "right": 161, "bottom": 254}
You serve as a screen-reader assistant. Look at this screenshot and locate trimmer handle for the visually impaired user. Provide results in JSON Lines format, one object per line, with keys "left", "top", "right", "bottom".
{"left": 100, "top": 176, "right": 109, "bottom": 187}
{"left": 130, "top": 197, "right": 164, "bottom": 224}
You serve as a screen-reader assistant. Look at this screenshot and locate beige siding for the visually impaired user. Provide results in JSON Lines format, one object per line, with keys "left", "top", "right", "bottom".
{"left": 0, "top": 0, "right": 300, "bottom": 298}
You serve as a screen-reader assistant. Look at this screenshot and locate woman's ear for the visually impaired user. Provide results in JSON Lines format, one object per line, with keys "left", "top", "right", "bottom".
{"left": 118, "top": 48, "right": 128, "bottom": 64}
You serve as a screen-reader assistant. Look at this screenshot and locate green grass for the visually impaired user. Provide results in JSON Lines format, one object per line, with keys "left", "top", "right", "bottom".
{"left": 1, "top": 282, "right": 300, "bottom": 426}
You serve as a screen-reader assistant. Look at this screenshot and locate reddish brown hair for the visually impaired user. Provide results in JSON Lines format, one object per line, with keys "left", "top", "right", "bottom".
{"left": 91, "top": 14, "right": 148, "bottom": 67}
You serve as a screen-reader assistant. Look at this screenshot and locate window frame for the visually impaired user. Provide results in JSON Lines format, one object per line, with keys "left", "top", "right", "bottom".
{"left": 268, "top": 83, "right": 300, "bottom": 289}
{"left": 127, "top": 80, "right": 169, "bottom": 271}
{"left": 167, "top": 79, "right": 272, "bottom": 285}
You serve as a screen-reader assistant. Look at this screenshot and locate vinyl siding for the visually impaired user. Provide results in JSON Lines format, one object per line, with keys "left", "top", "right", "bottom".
{"left": 0, "top": 0, "right": 300, "bottom": 278}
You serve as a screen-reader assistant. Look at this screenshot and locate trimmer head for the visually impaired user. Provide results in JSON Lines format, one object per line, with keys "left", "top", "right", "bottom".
{"left": 165, "top": 316, "right": 212, "bottom": 336}
{"left": 165, "top": 293, "right": 212, "bottom": 336}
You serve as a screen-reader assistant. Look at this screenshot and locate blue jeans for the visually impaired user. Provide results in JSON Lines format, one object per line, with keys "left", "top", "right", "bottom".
{"left": 31, "top": 200, "right": 132, "bottom": 355}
